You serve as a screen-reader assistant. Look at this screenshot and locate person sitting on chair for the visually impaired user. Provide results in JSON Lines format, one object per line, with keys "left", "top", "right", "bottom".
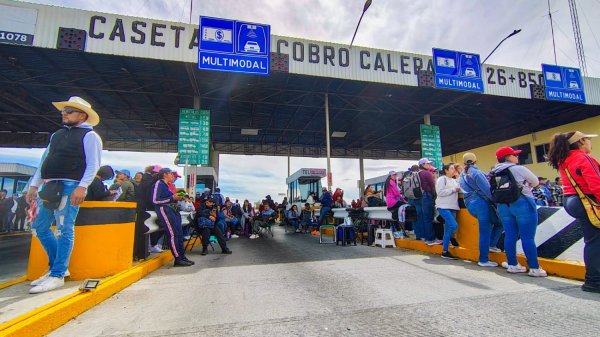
{"left": 252, "top": 202, "right": 276, "bottom": 237}
{"left": 195, "top": 197, "right": 232, "bottom": 256}
{"left": 287, "top": 204, "right": 301, "bottom": 233}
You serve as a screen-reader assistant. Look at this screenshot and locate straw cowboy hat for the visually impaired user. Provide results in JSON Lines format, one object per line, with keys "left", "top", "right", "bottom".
{"left": 52, "top": 96, "right": 100, "bottom": 126}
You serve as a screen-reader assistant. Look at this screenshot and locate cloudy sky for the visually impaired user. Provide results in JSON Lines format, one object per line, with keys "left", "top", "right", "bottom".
{"left": 2, "top": 0, "right": 599, "bottom": 202}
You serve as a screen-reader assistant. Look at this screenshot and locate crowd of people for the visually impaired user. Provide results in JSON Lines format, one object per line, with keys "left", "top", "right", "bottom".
{"left": 8, "top": 93, "right": 599, "bottom": 297}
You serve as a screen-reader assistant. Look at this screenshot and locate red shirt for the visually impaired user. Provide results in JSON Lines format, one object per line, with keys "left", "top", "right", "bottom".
{"left": 559, "top": 149, "right": 600, "bottom": 201}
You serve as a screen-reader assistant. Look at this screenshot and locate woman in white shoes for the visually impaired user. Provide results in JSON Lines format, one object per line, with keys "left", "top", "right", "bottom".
{"left": 491, "top": 147, "right": 546, "bottom": 277}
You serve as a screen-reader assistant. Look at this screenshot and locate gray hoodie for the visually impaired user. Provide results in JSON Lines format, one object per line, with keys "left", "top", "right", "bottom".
{"left": 491, "top": 163, "right": 539, "bottom": 199}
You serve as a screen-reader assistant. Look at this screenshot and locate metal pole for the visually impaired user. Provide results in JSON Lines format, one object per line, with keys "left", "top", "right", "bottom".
{"left": 359, "top": 150, "right": 365, "bottom": 197}
{"left": 325, "top": 93, "right": 332, "bottom": 191}
{"left": 424, "top": 114, "right": 431, "bottom": 125}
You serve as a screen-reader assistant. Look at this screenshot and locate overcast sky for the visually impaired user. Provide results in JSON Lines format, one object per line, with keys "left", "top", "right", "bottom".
{"left": 3, "top": 0, "right": 599, "bottom": 202}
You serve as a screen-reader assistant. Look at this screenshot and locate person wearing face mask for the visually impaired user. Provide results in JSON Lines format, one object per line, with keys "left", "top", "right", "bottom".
{"left": 547, "top": 131, "right": 600, "bottom": 292}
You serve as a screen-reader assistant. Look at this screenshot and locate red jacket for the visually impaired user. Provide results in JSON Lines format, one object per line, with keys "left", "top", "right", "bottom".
{"left": 559, "top": 149, "right": 600, "bottom": 201}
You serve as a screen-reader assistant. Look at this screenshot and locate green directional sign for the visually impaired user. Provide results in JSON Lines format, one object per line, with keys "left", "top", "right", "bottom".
{"left": 178, "top": 108, "right": 210, "bottom": 165}
{"left": 420, "top": 124, "right": 443, "bottom": 170}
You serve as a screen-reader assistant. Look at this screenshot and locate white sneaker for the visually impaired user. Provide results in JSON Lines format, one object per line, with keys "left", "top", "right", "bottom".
{"left": 231, "top": 234, "right": 239, "bottom": 238}
{"left": 183, "top": 235, "right": 191, "bottom": 240}
{"left": 507, "top": 264, "right": 528, "bottom": 273}
{"left": 250, "top": 234, "right": 258, "bottom": 239}
{"left": 528, "top": 268, "right": 547, "bottom": 277}
{"left": 29, "top": 277, "right": 64, "bottom": 294}
{"left": 30, "top": 270, "right": 70, "bottom": 286}
{"left": 149, "top": 244, "right": 163, "bottom": 253}
{"left": 295, "top": 229, "right": 301, "bottom": 233}
{"left": 489, "top": 247, "right": 501, "bottom": 253}
{"left": 477, "top": 261, "right": 499, "bottom": 267}
{"left": 426, "top": 239, "right": 443, "bottom": 246}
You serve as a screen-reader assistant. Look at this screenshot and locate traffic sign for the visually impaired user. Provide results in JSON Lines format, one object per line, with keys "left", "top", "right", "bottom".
{"left": 178, "top": 108, "right": 210, "bottom": 165}
{"left": 542, "top": 64, "right": 586, "bottom": 104}
{"left": 432, "top": 48, "right": 484, "bottom": 93}
{"left": 420, "top": 124, "right": 443, "bottom": 170}
{"left": 199, "top": 16, "right": 270, "bottom": 76}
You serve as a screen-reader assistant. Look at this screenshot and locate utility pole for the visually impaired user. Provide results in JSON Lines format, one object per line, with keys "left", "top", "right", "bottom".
{"left": 568, "top": 0, "right": 587, "bottom": 75}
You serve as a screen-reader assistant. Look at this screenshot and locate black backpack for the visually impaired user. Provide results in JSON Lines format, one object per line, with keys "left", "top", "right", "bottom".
{"left": 489, "top": 167, "right": 522, "bottom": 204}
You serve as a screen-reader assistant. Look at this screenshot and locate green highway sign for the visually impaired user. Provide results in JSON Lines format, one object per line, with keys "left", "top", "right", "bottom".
{"left": 420, "top": 124, "right": 443, "bottom": 170}
{"left": 178, "top": 108, "right": 210, "bottom": 165}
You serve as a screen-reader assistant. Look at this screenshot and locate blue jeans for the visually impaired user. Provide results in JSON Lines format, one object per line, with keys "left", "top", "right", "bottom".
{"left": 319, "top": 207, "right": 331, "bottom": 226}
{"left": 414, "top": 192, "right": 435, "bottom": 241}
{"left": 498, "top": 195, "right": 539, "bottom": 268}
{"left": 289, "top": 219, "right": 299, "bottom": 230}
{"left": 32, "top": 181, "right": 80, "bottom": 278}
{"left": 564, "top": 195, "right": 600, "bottom": 287}
{"left": 465, "top": 197, "right": 495, "bottom": 263}
{"left": 438, "top": 209, "right": 458, "bottom": 251}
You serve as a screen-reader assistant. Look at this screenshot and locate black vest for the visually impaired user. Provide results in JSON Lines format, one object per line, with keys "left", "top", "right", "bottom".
{"left": 41, "top": 127, "right": 92, "bottom": 181}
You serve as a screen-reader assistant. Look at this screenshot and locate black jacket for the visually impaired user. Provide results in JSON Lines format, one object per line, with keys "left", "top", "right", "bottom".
{"left": 85, "top": 177, "right": 111, "bottom": 201}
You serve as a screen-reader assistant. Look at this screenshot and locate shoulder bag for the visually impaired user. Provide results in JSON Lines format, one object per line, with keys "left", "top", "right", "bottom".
{"left": 565, "top": 168, "right": 600, "bottom": 228}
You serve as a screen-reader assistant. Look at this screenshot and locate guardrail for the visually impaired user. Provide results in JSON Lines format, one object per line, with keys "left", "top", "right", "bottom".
{"left": 332, "top": 207, "right": 393, "bottom": 220}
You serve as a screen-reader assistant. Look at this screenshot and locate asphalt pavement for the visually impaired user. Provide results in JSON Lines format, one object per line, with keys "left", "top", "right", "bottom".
{"left": 0, "top": 232, "right": 31, "bottom": 284}
{"left": 49, "top": 226, "right": 600, "bottom": 337}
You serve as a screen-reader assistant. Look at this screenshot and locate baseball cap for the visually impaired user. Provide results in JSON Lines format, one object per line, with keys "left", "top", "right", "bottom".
{"left": 388, "top": 170, "right": 397, "bottom": 176}
{"left": 495, "top": 146, "right": 522, "bottom": 160}
{"left": 173, "top": 171, "right": 182, "bottom": 178}
{"left": 568, "top": 131, "right": 598, "bottom": 144}
{"left": 115, "top": 169, "right": 131, "bottom": 177}
{"left": 152, "top": 165, "right": 162, "bottom": 173}
{"left": 463, "top": 152, "right": 477, "bottom": 164}
{"left": 204, "top": 188, "right": 211, "bottom": 192}
{"left": 418, "top": 158, "right": 432, "bottom": 166}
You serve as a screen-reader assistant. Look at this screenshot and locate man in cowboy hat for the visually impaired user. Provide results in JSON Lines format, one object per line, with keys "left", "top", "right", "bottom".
{"left": 26, "top": 96, "right": 103, "bottom": 294}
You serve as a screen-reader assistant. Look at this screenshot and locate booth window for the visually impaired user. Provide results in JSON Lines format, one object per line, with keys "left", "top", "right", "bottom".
{"left": 535, "top": 143, "right": 550, "bottom": 163}
{"left": 511, "top": 143, "right": 533, "bottom": 165}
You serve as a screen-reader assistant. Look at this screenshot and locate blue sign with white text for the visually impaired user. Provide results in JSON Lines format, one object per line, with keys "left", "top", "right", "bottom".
{"left": 199, "top": 16, "right": 270, "bottom": 76}
{"left": 542, "top": 64, "right": 585, "bottom": 104}
{"left": 432, "top": 48, "right": 484, "bottom": 93}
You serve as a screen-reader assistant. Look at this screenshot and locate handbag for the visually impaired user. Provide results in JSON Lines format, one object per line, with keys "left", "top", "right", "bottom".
{"left": 38, "top": 181, "right": 64, "bottom": 210}
{"left": 565, "top": 168, "right": 600, "bottom": 228}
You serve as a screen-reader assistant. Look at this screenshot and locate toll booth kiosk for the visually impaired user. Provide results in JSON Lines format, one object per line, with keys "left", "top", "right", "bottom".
{"left": 286, "top": 168, "right": 326, "bottom": 210}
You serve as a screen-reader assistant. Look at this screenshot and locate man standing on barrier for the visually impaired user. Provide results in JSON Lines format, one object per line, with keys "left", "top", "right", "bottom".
{"left": 27, "top": 96, "right": 103, "bottom": 294}
{"left": 195, "top": 197, "right": 232, "bottom": 256}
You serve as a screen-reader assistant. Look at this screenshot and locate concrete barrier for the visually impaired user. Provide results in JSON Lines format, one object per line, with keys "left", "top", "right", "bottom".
{"left": 27, "top": 201, "right": 136, "bottom": 281}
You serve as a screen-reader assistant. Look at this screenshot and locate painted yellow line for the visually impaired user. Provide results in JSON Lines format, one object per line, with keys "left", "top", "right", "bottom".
{"left": 395, "top": 239, "right": 585, "bottom": 281}
{"left": 0, "top": 276, "right": 27, "bottom": 290}
{"left": 0, "top": 251, "right": 174, "bottom": 337}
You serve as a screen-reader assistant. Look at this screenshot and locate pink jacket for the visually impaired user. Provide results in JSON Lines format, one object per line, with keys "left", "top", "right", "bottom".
{"left": 385, "top": 179, "right": 405, "bottom": 207}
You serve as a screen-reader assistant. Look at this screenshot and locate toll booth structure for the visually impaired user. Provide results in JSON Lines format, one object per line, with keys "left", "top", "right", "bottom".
{"left": 0, "top": 163, "right": 35, "bottom": 196}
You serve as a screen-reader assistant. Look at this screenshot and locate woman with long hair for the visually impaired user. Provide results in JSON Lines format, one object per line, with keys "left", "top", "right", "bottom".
{"left": 384, "top": 171, "right": 405, "bottom": 209}
{"left": 436, "top": 163, "right": 461, "bottom": 259}
{"left": 547, "top": 131, "right": 600, "bottom": 293}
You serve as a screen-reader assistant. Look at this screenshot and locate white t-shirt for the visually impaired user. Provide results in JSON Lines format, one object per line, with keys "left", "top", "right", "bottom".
{"left": 435, "top": 176, "right": 460, "bottom": 210}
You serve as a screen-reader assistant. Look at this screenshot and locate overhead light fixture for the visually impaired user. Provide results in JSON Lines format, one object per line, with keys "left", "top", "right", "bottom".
{"left": 241, "top": 128, "right": 259, "bottom": 136}
{"left": 331, "top": 131, "right": 347, "bottom": 138}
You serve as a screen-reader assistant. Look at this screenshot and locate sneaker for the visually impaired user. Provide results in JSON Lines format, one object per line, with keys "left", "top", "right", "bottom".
{"left": 31, "top": 270, "right": 70, "bottom": 286}
{"left": 441, "top": 251, "right": 457, "bottom": 260}
{"left": 501, "top": 261, "right": 510, "bottom": 269}
{"left": 295, "top": 229, "right": 301, "bottom": 233}
{"left": 489, "top": 247, "right": 502, "bottom": 253}
{"left": 507, "top": 264, "right": 527, "bottom": 273}
{"left": 182, "top": 257, "right": 195, "bottom": 265}
{"left": 149, "top": 244, "right": 163, "bottom": 253}
{"left": 183, "top": 235, "right": 191, "bottom": 240}
{"left": 231, "top": 234, "right": 239, "bottom": 239}
{"left": 29, "top": 277, "right": 64, "bottom": 294}
{"left": 311, "top": 230, "right": 319, "bottom": 235}
{"left": 477, "top": 261, "right": 498, "bottom": 267}
{"left": 528, "top": 268, "right": 547, "bottom": 277}
{"left": 450, "top": 238, "right": 460, "bottom": 247}
{"left": 222, "top": 248, "right": 232, "bottom": 254}
{"left": 201, "top": 248, "right": 208, "bottom": 256}
{"left": 426, "top": 239, "right": 443, "bottom": 246}
{"left": 249, "top": 234, "right": 258, "bottom": 239}
{"left": 581, "top": 284, "right": 600, "bottom": 293}
{"left": 173, "top": 259, "right": 193, "bottom": 267}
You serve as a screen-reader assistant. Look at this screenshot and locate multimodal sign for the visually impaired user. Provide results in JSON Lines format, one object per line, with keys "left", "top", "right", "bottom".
{"left": 432, "top": 48, "right": 484, "bottom": 93}
{"left": 198, "top": 16, "right": 270, "bottom": 76}
{"left": 542, "top": 64, "right": 586, "bottom": 104}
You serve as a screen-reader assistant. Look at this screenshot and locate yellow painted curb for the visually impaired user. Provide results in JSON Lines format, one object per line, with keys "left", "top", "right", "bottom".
{"left": 0, "top": 251, "right": 174, "bottom": 337}
{"left": 0, "top": 276, "right": 27, "bottom": 290}
{"left": 395, "top": 238, "right": 585, "bottom": 281}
